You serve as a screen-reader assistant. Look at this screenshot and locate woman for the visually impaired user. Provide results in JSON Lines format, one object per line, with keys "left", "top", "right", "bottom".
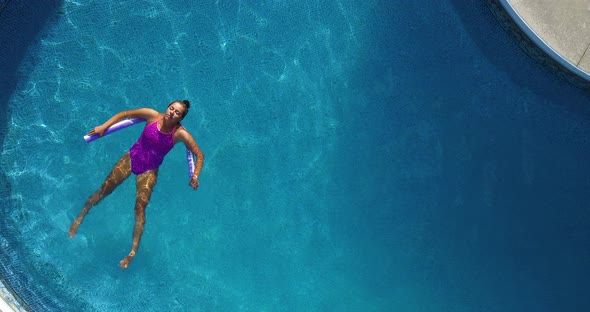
{"left": 68, "top": 100, "right": 204, "bottom": 269}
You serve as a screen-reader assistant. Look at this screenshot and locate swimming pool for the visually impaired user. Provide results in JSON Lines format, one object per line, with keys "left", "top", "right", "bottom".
{"left": 1, "top": 0, "right": 590, "bottom": 311}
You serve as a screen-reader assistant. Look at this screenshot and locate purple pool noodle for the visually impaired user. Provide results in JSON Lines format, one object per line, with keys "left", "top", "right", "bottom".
{"left": 83, "top": 117, "right": 196, "bottom": 177}
{"left": 187, "top": 148, "right": 195, "bottom": 178}
{"left": 83, "top": 118, "right": 145, "bottom": 143}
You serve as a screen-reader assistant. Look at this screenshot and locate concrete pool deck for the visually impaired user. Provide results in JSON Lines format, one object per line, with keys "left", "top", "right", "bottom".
{"left": 508, "top": 0, "right": 590, "bottom": 73}
{"left": 491, "top": 0, "right": 590, "bottom": 89}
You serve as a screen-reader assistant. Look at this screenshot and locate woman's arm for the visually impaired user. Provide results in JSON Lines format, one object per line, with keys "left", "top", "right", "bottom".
{"left": 88, "top": 108, "right": 159, "bottom": 137}
{"left": 125, "top": 108, "right": 160, "bottom": 123}
{"left": 176, "top": 128, "right": 204, "bottom": 189}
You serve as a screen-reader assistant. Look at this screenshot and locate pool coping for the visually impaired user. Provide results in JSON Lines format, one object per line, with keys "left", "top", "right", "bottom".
{"left": 0, "top": 278, "right": 24, "bottom": 312}
{"left": 0, "top": 295, "right": 15, "bottom": 312}
{"left": 487, "top": 0, "right": 590, "bottom": 90}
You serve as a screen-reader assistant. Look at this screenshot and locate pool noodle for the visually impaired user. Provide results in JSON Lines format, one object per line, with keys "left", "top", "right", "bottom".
{"left": 83, "top": 118, "right": 196, "bottom": 177}
{"left": 186, "top": 148, "right": 195, "bottom": 178}
{"left": 84, "top": 118, "right": 145, "bottom": 143}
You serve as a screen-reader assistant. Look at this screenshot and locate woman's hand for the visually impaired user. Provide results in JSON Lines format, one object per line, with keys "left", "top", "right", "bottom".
{"left": 88, "top": 125, "right": 107, "bottom": 137}
{"left": 189, "top": 175, "right": 199, "bottom": 190}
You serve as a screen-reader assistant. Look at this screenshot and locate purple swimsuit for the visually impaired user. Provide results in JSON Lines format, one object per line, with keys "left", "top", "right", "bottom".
{"left": 129, "top": 117, "right": 178, "bottom": 175}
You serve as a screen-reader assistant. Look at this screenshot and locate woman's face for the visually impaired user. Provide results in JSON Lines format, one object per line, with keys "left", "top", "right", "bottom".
{"left": 165, "top": 102, "right": 186, "bottom": 122}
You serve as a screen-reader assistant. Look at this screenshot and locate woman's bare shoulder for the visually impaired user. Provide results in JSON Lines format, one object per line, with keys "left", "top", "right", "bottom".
{"left": 175, "top": 126, "right": 194, "bottom": 141}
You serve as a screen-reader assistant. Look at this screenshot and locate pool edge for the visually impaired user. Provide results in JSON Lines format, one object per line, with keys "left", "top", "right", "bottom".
{"left": 487, "top": 0, "right": 590, "bottom": 91}
{"left": 0, "top": 278, "right": 27, "bottom": 312}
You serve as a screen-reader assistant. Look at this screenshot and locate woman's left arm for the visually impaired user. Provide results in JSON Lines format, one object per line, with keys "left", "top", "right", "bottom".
{"left": 176, "top": 128, "right": 204, "bottom": 189}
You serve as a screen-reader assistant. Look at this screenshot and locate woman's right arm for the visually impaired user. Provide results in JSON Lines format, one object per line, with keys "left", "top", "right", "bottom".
{"left": 88, "top": 108, "right": 160, "bottom": 137}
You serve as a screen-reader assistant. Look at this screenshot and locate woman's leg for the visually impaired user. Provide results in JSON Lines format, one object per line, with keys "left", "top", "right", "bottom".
{"left": 119, "top": 169, "right": 158, "bottom": 269}
{"left": 68, "top": 153, "right": 132, "bottom": 237}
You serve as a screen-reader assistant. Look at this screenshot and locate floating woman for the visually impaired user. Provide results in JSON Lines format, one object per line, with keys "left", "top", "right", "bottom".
{"left": 68, "top": 100, "right": 204, "bottom": 269}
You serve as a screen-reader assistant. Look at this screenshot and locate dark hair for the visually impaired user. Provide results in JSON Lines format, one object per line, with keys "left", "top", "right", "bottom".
{"left": 169, "top": 99, "right": 191, "bottom": 118}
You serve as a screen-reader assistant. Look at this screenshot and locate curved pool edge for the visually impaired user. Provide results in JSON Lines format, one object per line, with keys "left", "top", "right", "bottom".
{"left": 487, "top": 0, "right": 590, "bottom": 91}
{"left": 0, "top": 278, "right": 27, "bottom": 312}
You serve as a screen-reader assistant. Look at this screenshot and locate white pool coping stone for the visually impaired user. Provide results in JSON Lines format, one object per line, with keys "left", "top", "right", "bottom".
{"left": 0, "top": 279, "right": 24, "bottom": 312}
{"left": 503, "top": 0, "right": 590, "bottom": 82}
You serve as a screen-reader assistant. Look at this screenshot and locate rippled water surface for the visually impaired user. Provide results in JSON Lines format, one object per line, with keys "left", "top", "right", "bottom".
{"left": 1, "top": 0, "right": 590, "bottom": 311}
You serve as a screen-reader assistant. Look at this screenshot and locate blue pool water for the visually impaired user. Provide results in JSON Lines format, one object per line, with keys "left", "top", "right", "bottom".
{"left": 1, "top": 0, "right": 590, "bottom": 311}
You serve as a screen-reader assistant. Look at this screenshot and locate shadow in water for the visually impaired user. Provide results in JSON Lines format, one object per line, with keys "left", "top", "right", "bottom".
{"left": 0, "top": 1, "right": 85, "bottom": 311}
{"left": 0, "top": 0, "right": 63, "bottom": 213}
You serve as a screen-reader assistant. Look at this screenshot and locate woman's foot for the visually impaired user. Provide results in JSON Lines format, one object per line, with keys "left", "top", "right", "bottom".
{"left": 119, "top": 251, "right": 136, "bottom": 269}
{"left": 68, "top": 218, "right": 82, "bottom": 238}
